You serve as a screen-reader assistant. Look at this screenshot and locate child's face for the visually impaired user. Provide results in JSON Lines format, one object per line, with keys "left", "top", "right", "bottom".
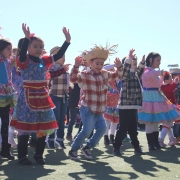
{"left": 151, "top": 56, "right": 161, "bottom": 69}
{"left": 131, "top": 59, "right": 137, "bottom": 70}
{"left": 12, "top": 49, "right": 18, "bottom": 56}
{"left": 1, "top": 44, "right": 12, "bottom": 58}
{"left": 165, "top": 75, "right": 173, "bottom": 84}
{"left": 90, "top": 58, "right": 105, "bottom": 73}
{"left": 28, "top": 40, "right": 44, "bottom": 57}
{"left": 55, "top": 55, "right": 65, "bottom": 65}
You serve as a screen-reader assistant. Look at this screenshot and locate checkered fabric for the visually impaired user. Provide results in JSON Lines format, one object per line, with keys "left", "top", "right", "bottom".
{"left": 70, "top": 66, "right": 123, "bottom": 114}
{"left": 49, "top": 69, "right": 69, "bottom": 97}
{"left": 175, "top": 83, "right": 180, "bottom": 104}
{"left": 118, "top": 58, "right": 145, "bottom": 109}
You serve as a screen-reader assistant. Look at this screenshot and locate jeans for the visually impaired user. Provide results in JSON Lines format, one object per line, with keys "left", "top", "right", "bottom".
{"left": 49, "top": 95, "right": 67, "bottom": 141}
{"left": 67, "top": 108, "right": 79, "bottom": 136}
{"left": 173, "top": 124, "right": 180, "bottom": 137}
{"left": 71, "top": 106, "right": 106, "bottom": 151}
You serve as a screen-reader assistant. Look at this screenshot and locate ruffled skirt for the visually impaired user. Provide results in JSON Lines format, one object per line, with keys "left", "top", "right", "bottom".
{"left": 138, "top": 90, "right": 179, "bottom": 124}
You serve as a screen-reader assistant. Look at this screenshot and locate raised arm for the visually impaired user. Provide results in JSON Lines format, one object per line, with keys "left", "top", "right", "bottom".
{"left": 53, "top": 27, "right": 71, "bottom": 61}
{"left": 107, "top": 58, "right": 123, "bottom": 81}
{"left": 19, "top": 23, "right": 31, "bottom": 62}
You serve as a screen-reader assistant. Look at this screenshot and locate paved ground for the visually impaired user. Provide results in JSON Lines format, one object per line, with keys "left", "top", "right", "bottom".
{"left": 0, "top": 129, "right": 180, "bottom": 180}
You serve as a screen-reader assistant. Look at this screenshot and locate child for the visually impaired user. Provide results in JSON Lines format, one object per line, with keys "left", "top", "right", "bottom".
{"left": 47, "top": 46, "right": 71, "bottom": 149}
{"left": 159, "top": 71, "right": 178, "bottom": 146}
{"left": 8, "top": 47, "right": 23, "bottom": 147}
{"left": 10, "top": 23, "right": 71, "bottom": 165}
{"left": 0, "top": 38, "right": 16, "bottom": 160}
{"left": 138, "top": 52, "right": 179, "bottom": 150}
{"left": 170, "top": 68, "right": 180, "bottom": 143}
{"left": 66, "top": 82, "right": 80, "bottom": 141}
{"left": 103, "top": 64, "right": 120, "bottom": 145}
{"left": 113, "top": 50, "right": 146, "bottom": 156}
{"left": 69, "top": 44, "right": 123, "bottom": 160}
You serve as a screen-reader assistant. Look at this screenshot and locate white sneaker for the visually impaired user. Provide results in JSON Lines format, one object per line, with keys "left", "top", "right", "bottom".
{"left": 158, "top": 138, "right": 167, "bottom": 147}
{"left": 168, "top": 138, "right": 176, "bottom": 146}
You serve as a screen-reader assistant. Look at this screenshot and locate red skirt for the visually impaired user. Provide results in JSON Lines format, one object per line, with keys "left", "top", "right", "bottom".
{"left": 24, "top": 81, "right": 55, "bottom": 111}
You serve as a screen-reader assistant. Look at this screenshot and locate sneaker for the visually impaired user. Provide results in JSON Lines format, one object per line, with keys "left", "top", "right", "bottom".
{"left": 66, "top": 135, "right": 73, "bottom": 141}
{"left": 134, "top": 147, "right": 146, "bottom": 155}
{"left": 81, "top": 146, "right": 93, "bottom": 160}
{"left": 168, "top": 138, "right": 176, "bottom": 146}
{"left": 46, "top": 140, "right": 55, "bottom": 149}
{"left": 55, "top": 140, "right": 66, "bottom": 149}
{"left": 158, "top": 138, "right": 167, "bottom": 148}
{"left": 68, "top": 150, "right": 81, "bottom": 160}
{"left": 112, "top": 148, "right": 122, "bottom": 156}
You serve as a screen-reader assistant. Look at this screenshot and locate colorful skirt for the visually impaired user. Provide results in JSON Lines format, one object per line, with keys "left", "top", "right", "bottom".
{"left": 10, "top": 88, "right": 58, "bottom": 135}
{"left": 138, "top": 89, "right": 179, "bottom": 124}
{"left": 0, "top": 94, "right": 16, "bottom": 108}
{"left": 104, "top": 107, "right": 119, "bottom": 123}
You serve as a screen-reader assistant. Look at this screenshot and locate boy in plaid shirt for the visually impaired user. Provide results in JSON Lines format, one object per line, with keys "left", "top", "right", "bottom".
{"left": 68, "top": 45, "right": 123, "bottom": 160}
{"left": 113, "top": 49, "right": 146, "bottom": 156}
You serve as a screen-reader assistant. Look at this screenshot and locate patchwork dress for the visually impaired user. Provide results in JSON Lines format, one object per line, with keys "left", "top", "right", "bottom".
{"left": 0, "top": 56, "right": 16, "bottom": 108}
{"left": 104, "top": 80, "right": 120, "bottom": 123}
{"left": 10, "top": 55, "right": 58, "bottom": 136}
{"left": 138, "top": 67, "right": 179, "bottom": 124}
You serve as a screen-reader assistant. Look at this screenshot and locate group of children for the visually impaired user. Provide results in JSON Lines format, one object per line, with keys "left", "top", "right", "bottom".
{"left": 0, "top": 23, "right": 180, "bottom": 165}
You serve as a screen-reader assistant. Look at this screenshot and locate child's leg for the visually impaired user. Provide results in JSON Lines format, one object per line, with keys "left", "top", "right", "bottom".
{"left": 110, "top": 122, "right": 117, "bottom": 135}
{"left": 67, "top": 108, "right": 78, "bottom": 139}
{"left": 86, "top": 113, "right": 106, "bottom": 148}
{"left": 128, "top": 110, "right": 139, "bottom": 149}
{"left": 8, "top": 126, "right": 17, "bottom": 148}
{"left": 145, "top": 124, "right": 156, "bottom": 150}
{"left": 166, "top": 122, "right": 176, "bottom": 146}
{"left": 104, "top": 120, "right": 111, "bottom": 135}
{"left": 71, "top": 107, "right": 97, "bottom": 152}
{"left": 109, "top": 122, "right": 117, "bottom": 144}
{"left": 104, "top": 120, "right": 111, "bottom": 145}
{"left": 173, "top": 123, "right": 179, "bottom": 138}
{"left": 34, "top": 135, "right": 46, "bottom": 165}
{"left": 18, "top": 132, "right": 31, "bottom": 165}
{"left": 0, "top": 105, "right": 14, "bottom": 160}
{"left": 152, "top": 124, "right": 161, "bottom": 149}
{"left": 159, "top": 124, "right": 168, "bottom": 147}
{"left": 55, "top": 96, "right": 67, "bottom": 149}
{"left": 0, "top": 105, "right": 10, "bottom": 144}
{"left": 113, "top": 110, "right": 131, "bottom": 151}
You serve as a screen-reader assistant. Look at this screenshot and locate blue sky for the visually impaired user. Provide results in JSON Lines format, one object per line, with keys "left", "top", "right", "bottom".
{"left": 0, "top": 0, "right": 180, "bottom": 70}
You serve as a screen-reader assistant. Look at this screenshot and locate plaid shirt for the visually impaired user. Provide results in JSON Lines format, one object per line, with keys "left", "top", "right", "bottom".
{"left": 49, "top": 67, "right": 69, "bottom": 97}
{"left": 175, "top": 83, "right": 180, "bottom": 104}
{"left": 118, "top": 58, "right": 145, "bottom": 109}
{"left": 49, "top": 68, "right": 66, "bottom": 78}
{"left": 70, "top": 66, "right": 123, "bottom": 114}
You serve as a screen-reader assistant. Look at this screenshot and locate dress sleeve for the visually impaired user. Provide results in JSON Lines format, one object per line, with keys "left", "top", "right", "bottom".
{"left": 16, "top": 56, "right": 29, "bottom": 70}
{"left": 42, "top": 56, "right": 54, "bottom": 69}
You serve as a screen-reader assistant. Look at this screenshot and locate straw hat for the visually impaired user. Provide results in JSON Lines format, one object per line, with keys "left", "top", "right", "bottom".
{"left": 170, "top": 68, "right": 180, "bottom": 74}
{"left": 50, "top": 46, "right": 60, "bottom": 55}
{"left": 83, "top": 44, "right": 118, "bottom": 62}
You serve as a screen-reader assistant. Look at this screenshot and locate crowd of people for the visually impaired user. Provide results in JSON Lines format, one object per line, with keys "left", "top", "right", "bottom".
{"left": 0, "top": 23, "right": 180, "bottom": 165}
